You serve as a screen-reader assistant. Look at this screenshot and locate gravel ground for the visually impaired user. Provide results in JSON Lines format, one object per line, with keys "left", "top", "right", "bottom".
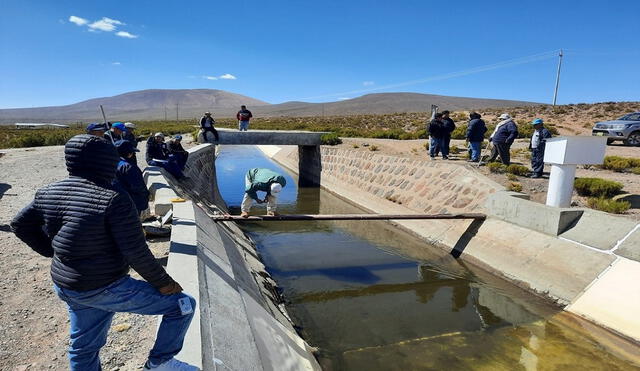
{"left": 0, "top": 143, "right": 170, "bottom": 371}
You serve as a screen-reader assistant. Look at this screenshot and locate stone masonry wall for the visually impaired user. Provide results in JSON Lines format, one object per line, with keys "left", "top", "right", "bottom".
{"left": 283, "top": 147, "right": 502, "bottom": 213}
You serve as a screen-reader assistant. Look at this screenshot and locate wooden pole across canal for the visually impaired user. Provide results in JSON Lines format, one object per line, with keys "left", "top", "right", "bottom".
{"left": 211, "top": 213, "right": 486, "bottom": 222}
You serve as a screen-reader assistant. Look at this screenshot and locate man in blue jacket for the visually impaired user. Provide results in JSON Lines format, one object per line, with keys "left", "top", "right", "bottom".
{"left": 11, "top": 135, "right": 197, "bottom": 371}
{"left": 529, "top": 118, "right": 553, "bottom": 178}
{"left": 241, "top": 168, "right": 286, "bottom": 217}
{"left": 466, "top": 112, "right": 487, "bottom": 162}
{"left": 115, "top": 139, "right": 150, "bottom": 214}
{"left": 488, "top": 113, "right": 518, "bottom": 165}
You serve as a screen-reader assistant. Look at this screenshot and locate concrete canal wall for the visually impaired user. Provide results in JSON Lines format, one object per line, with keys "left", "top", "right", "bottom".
{"left": 261, "top": 144, "right": 640, "bottom": 344}
{"left": 143, "top": 144, "right": 321, "bottom": 371}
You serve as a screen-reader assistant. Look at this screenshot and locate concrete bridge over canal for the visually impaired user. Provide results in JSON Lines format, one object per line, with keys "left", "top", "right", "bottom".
{"left": 199, "top": 128, "right": 327, "bottom": 187}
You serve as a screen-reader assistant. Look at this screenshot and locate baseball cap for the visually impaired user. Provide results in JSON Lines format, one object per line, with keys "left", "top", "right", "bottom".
{"left": 124, "top": 122, "right": 136, "bottom": 129}
{"left": 154, "top": 132, "right": 165, "bottom": 138}
{"left": 112, "top": 122, "right": 127, "bottom": 132}
{"left": 270, "top": 183, "right": 283, "bottom": 194}
{"left": 174, "top": 135, "right": 183, "bottom": 140}
{"left": 498, "top": 113, "right": 511, "bottom": 120}
{"left": 86, "top": 122, "right": 107, "bottom": 132}
{"left": 531, "top": 118, "right": 544, "bottom": 125}
{"left": 114, "top": 139, "right": 140, "bottom": 156}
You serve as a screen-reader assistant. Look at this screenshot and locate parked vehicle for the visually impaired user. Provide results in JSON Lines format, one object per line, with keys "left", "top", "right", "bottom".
{"left": 592, "top": 112, "right": 640, "bottom": 146}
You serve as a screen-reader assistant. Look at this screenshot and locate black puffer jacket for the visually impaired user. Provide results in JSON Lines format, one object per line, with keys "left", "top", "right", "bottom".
{"left": 11, "top": 135, "right": 174, "bottom": 291}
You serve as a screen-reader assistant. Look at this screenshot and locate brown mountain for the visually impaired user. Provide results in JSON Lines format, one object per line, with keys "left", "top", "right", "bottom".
{"left": 0, "top": 89, "right": 538, "bottom": 123}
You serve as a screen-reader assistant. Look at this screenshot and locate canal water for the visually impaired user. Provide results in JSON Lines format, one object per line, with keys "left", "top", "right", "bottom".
{"left": 215, "top": 146, "right": 639, "bottom": 370}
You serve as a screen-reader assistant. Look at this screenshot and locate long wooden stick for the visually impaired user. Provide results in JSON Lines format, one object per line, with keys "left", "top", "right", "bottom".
{"left": 211, "top": 213, "right": 486, "bottom": 222}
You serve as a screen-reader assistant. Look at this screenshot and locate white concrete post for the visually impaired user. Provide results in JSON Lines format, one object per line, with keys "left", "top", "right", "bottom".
{"left": 546, "top": 164, "right": 576, "bottom": 207}
{"left": 543, "top": 136, "right": 606, "bottom": 208}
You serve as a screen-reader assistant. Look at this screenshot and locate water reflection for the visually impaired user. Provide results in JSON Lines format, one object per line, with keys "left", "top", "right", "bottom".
{"left": 214, "top": 145, "right": 640, "bottom": 370}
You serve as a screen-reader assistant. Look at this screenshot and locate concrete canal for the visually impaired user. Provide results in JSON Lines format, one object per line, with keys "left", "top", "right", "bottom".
{"left": 215, "top": 145, "right": 638, "bottom": 370}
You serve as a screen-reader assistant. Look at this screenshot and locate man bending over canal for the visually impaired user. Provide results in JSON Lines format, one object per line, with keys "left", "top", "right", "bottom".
{"left": 241, "top": 168, "right": 286, "bottom": 217}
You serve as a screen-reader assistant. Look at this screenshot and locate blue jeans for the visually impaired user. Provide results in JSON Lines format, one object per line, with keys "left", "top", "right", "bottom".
{"left": 54, "top": 276, "right": 196, "bottom": 371}
{"left": 531, "top": 146, "right": 545, "bottom": 176}
{"left": 429, "top": 137, "right": 441, "bottom": 158}
{"left": 238, "top": 120, "right": 250, "bottom": 131}
{"left": 468, "top": 141, "right": 482, "bottom": 161}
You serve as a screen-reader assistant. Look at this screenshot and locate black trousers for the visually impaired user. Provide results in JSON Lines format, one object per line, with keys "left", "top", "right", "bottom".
{"left": 202, "top": 127, "right": 219, "bottom": 141}
{"left": 531, "top": 147, "right": 545, "bottom": 176}
{"left": 488, "top": 142, "right": 511, "bottom": 165}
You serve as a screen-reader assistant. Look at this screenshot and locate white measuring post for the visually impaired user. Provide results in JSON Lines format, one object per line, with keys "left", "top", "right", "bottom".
{"left": 543, "top": 136, "right": 607, "bottom": 207}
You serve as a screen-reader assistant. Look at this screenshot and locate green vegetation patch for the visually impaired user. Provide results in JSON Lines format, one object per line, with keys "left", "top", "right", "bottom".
{"left": 586, "top": 197, "right": 631, "bottom": 214}
{"left": 506, "top": 164, "right": 529, "bottom": 176}
{"left": 600, "top": 156, "right": 640, "bottom": 172}
{"left": 574, "top": 177, "right": 623, "bottom": 198}
{"left": 320, "top": 132, "right": 342, "bottom": 145}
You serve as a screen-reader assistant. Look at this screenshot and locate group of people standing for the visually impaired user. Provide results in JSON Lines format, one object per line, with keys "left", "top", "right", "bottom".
{"left": 429, "top": 110, "right": 553, "bottom": 178}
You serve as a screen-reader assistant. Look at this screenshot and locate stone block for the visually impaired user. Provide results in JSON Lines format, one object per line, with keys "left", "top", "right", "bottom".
{"left": 486, "top": 191, "right": 583, "bottom": 236}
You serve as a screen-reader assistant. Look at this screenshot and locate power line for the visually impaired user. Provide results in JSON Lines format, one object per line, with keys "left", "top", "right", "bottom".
{"left": 296, "top": 50, "right": 560, "bottom": 101}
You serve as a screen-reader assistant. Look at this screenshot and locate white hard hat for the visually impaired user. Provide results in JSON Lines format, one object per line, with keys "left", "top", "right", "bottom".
{"left": 270, "top": 183, "right": 283, "bottom": 194}
{"left": 154, "top": 132, "right": 164, "bottom": 138}
{"left": 498, "top": 113, "right": 511, "bottom": 120}
{"left": 124, "top": 122, "right": 136, "bottom": 129}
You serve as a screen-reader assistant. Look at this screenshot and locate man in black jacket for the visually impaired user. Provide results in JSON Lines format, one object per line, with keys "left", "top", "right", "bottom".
{"left": 440, "top": 110, "right": 456, "bottom": 159}
{"left": 199, "top": 112, "right": 219, "bottom": 142}
{"left": 11, "top": 135, "right": 197, "bottom": 371}
{"left": 428, "top": 113, "right": 444, "bottom": 160}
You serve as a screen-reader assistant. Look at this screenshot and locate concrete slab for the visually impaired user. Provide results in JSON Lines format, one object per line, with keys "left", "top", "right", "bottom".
{"left": 165, "top": 201, "right": 202, "bottom": 369}
{"left": 214, "top": 128, "right": 327, "bottom": 146}
{"left": 559, "top": 210, "right": 638, "bottom": 250}
{"left": 153, "top": 187, "right": 178, "bottom": 216}
{"left": 567, "top": 257, "right": 640, "bottom": 342}
{"left": 486, "top": 191, "right": 583, "bottom": 236}
{"left": 240, "top": 290, "right": 321, "bottom": 371}
{"left": 614, "top": 225, "right": 640, "bottom": 262}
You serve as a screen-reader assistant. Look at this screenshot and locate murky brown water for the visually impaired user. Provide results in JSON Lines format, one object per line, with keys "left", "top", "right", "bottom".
{"left": 217, "top": 146, "right": 640, "bottom": 370}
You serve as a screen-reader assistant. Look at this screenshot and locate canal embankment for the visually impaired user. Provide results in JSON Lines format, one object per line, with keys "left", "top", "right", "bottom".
{"left": 259, "top": 144, "right": 640, "bottom": 344}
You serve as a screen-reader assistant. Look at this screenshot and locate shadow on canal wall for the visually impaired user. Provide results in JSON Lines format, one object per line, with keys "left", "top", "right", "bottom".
{"left": 149, "top": 143, "right": 322, "bottom": 371}
{"left": 261, "top": 144, "right": 640, "bottom": 345}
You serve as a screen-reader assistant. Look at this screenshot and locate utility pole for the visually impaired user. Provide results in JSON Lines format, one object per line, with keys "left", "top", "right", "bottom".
{"left": 552, "top": 49, "right": 563, "bottom": 106}
{"left": 176, "top": 103, "right": 179, "bottom": 122}
{"left": 164, "top": 106, "right": 167, "bottom": 121}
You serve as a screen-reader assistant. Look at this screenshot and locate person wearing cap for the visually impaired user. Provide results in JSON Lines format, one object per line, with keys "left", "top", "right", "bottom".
{"left": 146, "top": 132, "right": 185, "bottom": 179}
{"left": 241, "top": 168, "right": 287, "bottom": 217}
{"left": 236, "top": 105, "right": 253, "bottom": 131}
{"left": 466, "top": 112, "right": 487, "bottom": 162}
{"left": 529, "top": 118, "right": 553, "bottom": 178}
{"left": 104, "top": 122, "right": 127, "bottom": 145}
{"left": 199, "top": 112, "right": 219, "bottom": 142}
{"left": 440, "top": 110, "right": 456, "bottom": 160}
{"left": 11, "top": 134, "right": 197, "bottom": 371}
{"left": 115, "top": 139, "right": 149, "bottom": 214}
{"left": 487, "top": 113, "right": 518, "bottom": 165}
{"left": 122, "top": 122, "right": 138, "bottom": 144}
{"left": 168, "top": 135, "right": 189, "bottom": 169}
{"left": 86, "top": 122, "right": 107, "bottom": 137}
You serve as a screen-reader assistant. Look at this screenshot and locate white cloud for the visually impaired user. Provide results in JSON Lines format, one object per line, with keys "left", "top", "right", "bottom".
{"left": 203, "top": 76, "right": 218, "bottom": 80}
{"left": 116, "top": 31, "right": 138, "bottom": 39}
{"left": 112, "top": 62, "right": 121, "bottom": 65}
{"left": 219, "top": 73, "right": 236, "bottom": 80}
{"left": 363, "top": 81, "right": 375, "bottom": 86}
{"left": 338, "top": 97, "right": 350, "bottom": 100}
{"left": 69, "top": 15, "right": 88, "bottom": 26}
{"left": 88, "top": 17, "right": 124, "bottom": 32}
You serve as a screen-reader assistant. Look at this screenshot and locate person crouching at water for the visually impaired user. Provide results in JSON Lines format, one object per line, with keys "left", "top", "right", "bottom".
{"left": 241, "top": 168, "right": 286, "bottom": 217}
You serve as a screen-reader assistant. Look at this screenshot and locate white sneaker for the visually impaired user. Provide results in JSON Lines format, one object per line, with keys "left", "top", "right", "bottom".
{"left": 144, "top": 358, "right": 199, "bottom": 371}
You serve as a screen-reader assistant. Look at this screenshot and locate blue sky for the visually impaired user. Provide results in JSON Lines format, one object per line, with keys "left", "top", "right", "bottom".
{"left": 1, "top": 0, "right": 638, "bottom": 108}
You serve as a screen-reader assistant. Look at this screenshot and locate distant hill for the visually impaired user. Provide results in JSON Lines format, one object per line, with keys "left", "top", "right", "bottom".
{"left": 0, "top": 89, "right": 539, "bottom": 123}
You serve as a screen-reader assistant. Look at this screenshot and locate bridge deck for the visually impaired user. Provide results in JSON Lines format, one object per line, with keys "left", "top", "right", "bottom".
{"left": 211, "top": 128, "right": 328, "bottom": 145}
